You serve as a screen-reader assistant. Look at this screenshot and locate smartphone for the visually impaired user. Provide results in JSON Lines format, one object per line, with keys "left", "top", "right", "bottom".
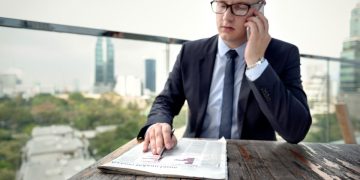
{"left": 246, "top": 4, "right": 265, "bottom": 40}
{"left": 259, "top": 4, "right": 265, "bottom": 14}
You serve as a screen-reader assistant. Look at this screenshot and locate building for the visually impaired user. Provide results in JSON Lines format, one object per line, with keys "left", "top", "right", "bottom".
{"left": 94, "top": 37, "right": 115, "bottom": 93}
{"left": 340, "top": 3, "right": 360, "bottom": 93}
{"left": 340, "top": 3, "right": 360, "bottom": 127}
{"left": 145, "top": 59, "right": 156, "bottom": 93}
{"left": 115, "top": 75, "right": 142, "bottom": 97}
{"left": 18, "top": 125, "right": 95, "bottom": 180}
{"left": 0, "top": 72, "right": 21, "bottom": 97}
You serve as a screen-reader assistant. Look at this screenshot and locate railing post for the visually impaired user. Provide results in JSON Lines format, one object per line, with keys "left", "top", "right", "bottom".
{"left": 335, "top": 103, "right": 357, "bottom": 144}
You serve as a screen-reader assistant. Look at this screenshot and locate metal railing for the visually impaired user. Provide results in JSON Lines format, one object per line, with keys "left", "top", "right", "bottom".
{"left": 0, "top": 16, "right": 359, "bottom": 143}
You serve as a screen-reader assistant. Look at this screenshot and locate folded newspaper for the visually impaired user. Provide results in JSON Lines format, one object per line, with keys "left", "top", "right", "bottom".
{"left": 98, "top": 138, "right": 227, "bottom": 179}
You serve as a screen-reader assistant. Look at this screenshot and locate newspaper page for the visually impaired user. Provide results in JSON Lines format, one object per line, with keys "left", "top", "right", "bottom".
{"left": 98, "top": 138, "right": 227, "bottom": 179}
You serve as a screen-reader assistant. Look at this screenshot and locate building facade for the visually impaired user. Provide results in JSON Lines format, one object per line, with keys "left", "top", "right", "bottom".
{"left": 115, "top": 75, "right": 142, "bottom": 97}
{"left": 145, "top": 59, "right": 156, "bottom": 93}
{"left": 94, "top": 37, "right": 115, "bottom": 93}
{"left": 340, "top": 3, "right": 360, "bottom": 93}
{"left": 0, "top": 73, "right": 21, "bottom": 97}
{"left": 340, "top": 3, "right": 360, "bottom": 125}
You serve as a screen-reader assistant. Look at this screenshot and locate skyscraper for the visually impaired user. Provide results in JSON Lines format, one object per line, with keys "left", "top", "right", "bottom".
{"left": 94, "top": 37, "right": 115, "bottom": 93}
{"left": 340, "top": 3, "right": 360, "bottom": 93}
{"left": 145, "top": 59, "right": 156, "bottom": 92}
{"left": 340, "top": 3, "right": 360, "bottom": 123}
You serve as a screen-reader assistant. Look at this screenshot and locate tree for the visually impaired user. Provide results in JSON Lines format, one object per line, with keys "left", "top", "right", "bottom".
{"left": 0, "top": 92, "right": 150, "bottom": 178}
{"left": 305, "top": 113, "right": 342, "bottom": 142}
{"left": 89, "top": 118, "right": 146, "bottom": 160}
{"left": 0, "top": 168, "right": 15, "bottom": 180}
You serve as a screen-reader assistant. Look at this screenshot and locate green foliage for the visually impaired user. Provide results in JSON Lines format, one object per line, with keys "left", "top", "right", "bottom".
{"left": 30, "top": 96, "right": 67, "bottom": 125}
{"left": 173, "top": 106, "right": 187, "bottom": 129}
{"left": 351, "top": 116, "right": 360, "bottom": 133}
{"left": 89, "top": 117, "right": 146, "bottom": 160}
{"left": 0, "top": 138, "right": 26, "bottom": 170}
{"left": 0, "top": 168, "right": 15, "bottom": 180}
{"left": 0, "top": 129, "right": 11, "bottom": 141}
{"left": 30, "top": 93, "right": 67, "bottom": 106}
{"left": 0, "top": 97, "right": 33, "bottom": 131}
{"left": 0, "top": 92, "right": 149, "bottom": 179}
{"left": 68, "top": 92, "right": 86, "bottom": 102}
{"left": 304, "top": 113, "right": 342, "bottom": 143}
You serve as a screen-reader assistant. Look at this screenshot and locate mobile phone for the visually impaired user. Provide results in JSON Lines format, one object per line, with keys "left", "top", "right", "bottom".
{"left": 259, "top": 4, "right": 265, "bottom": 14}
{"left": 246, "top": 4, "right": 265, "bottom": 40}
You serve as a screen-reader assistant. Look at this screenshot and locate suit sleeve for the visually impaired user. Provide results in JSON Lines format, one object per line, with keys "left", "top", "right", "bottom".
{"left": 137, "top": 46, "right": 186, "bottom": 140}
{"left": 247, "top": 45, "right": 312, "bottom": 144}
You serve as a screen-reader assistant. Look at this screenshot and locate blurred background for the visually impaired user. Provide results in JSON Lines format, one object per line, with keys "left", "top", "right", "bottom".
{"left": 0, "top": 0, "right": 359, "bottom": 179}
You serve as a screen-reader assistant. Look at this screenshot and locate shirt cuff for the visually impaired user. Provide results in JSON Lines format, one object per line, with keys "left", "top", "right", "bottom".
{"left": 245, "top": 59, "right": 269, "bottom": 81}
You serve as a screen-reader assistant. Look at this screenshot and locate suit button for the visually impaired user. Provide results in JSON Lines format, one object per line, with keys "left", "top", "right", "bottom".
{"left": 260, "top": 88, "right": 271, "bottom": 102}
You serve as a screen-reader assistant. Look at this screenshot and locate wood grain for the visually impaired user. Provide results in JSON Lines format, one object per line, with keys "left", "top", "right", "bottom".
{"left": 70, "top": 139, "right": 360, "bottom": 180}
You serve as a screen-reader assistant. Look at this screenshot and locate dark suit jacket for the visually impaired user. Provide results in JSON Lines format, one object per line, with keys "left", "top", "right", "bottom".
{"left": 137, "top": 35, "right": 312, "bottom": 144}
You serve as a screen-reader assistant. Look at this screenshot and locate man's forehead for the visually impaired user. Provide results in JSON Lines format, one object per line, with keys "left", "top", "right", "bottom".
{"left": 218, "top": 0, "right": 258, "bottom": 4}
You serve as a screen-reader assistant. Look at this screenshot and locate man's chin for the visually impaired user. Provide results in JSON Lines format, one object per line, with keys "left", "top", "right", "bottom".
{"left": 220, "top": 34, "right": 243, "bottom": 42}
{"left": 219, "top": 34, "right": 246, "bottom": 47}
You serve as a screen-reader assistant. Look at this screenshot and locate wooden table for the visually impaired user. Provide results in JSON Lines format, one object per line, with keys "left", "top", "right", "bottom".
{"left": 70, "top": 139, "right": 360, "bottom": 179}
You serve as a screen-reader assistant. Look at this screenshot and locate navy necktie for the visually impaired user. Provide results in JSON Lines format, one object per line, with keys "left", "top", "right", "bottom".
{"left": 219, "top": 50, "right": 238, "bottom": 139}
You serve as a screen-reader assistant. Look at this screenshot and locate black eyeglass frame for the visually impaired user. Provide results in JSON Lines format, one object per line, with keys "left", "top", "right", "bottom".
{"left": 210, "top": 0, "right": 266, "bottom": 16}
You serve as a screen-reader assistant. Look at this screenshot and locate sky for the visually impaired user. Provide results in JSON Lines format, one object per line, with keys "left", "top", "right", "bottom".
{"left": 0, "top": 0, "right": 359, "bottom": 93}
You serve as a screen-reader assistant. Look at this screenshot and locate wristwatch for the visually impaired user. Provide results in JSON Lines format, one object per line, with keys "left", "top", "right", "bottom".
{"left": 247, "top": 57, "right": 265, "bottom": 69}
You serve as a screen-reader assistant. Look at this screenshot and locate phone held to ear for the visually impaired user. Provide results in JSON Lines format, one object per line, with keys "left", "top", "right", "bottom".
{"left": 246, "top": 4, "right": 265, "bottom": 40}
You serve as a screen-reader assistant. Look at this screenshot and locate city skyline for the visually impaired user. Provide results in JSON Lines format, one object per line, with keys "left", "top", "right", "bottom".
{"left": 0, "top": 0, "right": 359, "bottom": 95}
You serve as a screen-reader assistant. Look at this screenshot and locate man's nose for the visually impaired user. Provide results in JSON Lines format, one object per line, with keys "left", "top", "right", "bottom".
{"left": 223, "top": 7, "right": 234, "bottom": 20}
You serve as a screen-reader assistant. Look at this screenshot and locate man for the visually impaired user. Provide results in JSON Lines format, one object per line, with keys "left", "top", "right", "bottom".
{"left": 138, "top": 0, "right": 312, "bottom": 155}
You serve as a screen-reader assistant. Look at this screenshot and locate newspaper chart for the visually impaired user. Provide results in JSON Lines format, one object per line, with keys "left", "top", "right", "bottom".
{"left": 98, "top": 138, "right": 227, "bottom": 179}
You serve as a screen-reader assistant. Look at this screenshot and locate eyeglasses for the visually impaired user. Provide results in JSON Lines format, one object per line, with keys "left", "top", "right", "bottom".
{"left": 210, "top": 0, "right": 266, "bottom": 16}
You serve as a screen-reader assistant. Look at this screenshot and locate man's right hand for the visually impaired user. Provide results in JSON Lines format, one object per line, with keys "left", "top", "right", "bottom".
{"left": 142, "top": 123, "right": 177, "bottom": 155}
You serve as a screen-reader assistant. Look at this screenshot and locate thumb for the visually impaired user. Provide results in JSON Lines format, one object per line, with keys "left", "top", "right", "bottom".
{"left": 166, "top": 135, "right": 177, "bottom": 149}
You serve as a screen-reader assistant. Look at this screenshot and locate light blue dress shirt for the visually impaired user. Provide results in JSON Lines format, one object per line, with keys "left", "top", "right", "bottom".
{"left": 200, "top": 37, "right": 269, "bottom": 139}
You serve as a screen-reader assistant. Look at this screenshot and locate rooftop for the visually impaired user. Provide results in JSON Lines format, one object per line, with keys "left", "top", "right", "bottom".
{"left": 32, "top": 125, "right": 74, "bottom": 137}
{"left": 19, "top": 158, "right": 95, "bottom": 180}
{"left": 25, "top": 135, "right": 84, "bottom": 157}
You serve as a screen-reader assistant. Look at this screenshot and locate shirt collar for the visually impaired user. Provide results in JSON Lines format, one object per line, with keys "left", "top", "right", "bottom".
{"left": 218, "top": 37, "right": 246, "bottom": 59}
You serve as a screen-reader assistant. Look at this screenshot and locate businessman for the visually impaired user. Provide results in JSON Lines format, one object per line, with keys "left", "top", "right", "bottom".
{"left": 138, "top": 0, "right": 312, "bottom": 155}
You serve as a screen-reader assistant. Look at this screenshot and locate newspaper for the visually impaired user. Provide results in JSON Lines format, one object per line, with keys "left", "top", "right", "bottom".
{"left": 98, "top": 138, "right": 227, "bottom": 179}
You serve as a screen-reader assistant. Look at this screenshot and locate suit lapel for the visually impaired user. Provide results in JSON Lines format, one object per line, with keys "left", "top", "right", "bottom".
{"left": 195, "top": 37, "right": 218, "bottom": 137}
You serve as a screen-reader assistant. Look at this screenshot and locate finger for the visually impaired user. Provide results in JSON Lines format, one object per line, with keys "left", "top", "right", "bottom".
{"left": 143, "top": 130, "right": 150, "bottom": 152}
{"left": 254, "top": 10, "right": 269, "bottom": 33}
{"left": 162, "top": 126, "right": 173, "bottom": 149}
{"left": 154, "top": 125, "right": 164, "bottom": 154}
{"left": 244, "top": 21, "right": 258, "bottom": 39}
{"left": 149, "top": 127, "right": 157, "bottom": 154}
{"left": 248, "top": 16, "right": 263, "bottom": 35}
{"left": 246, "top": 8, "right": 256, "bottom": 17}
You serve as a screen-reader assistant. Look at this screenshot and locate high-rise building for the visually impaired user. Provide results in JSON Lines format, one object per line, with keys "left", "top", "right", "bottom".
{"left": 340, "top": 3, "right": 360, "bottom": 123}
{"left": 340, "top": 3, "right": 360, "bottom": 93}
{"left": 145, "top": 59, "right": 156, "bottom": 92}
{"left": 94, "top": 37, "right": 115, "bottom": 93}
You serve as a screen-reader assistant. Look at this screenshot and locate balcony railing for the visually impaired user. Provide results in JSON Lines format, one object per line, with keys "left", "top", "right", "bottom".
{"left": 0, "top": 16, "right": 359, "bottom": 180}
{"left": 1, "top": 15, "right": 359, "bottom": 144}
